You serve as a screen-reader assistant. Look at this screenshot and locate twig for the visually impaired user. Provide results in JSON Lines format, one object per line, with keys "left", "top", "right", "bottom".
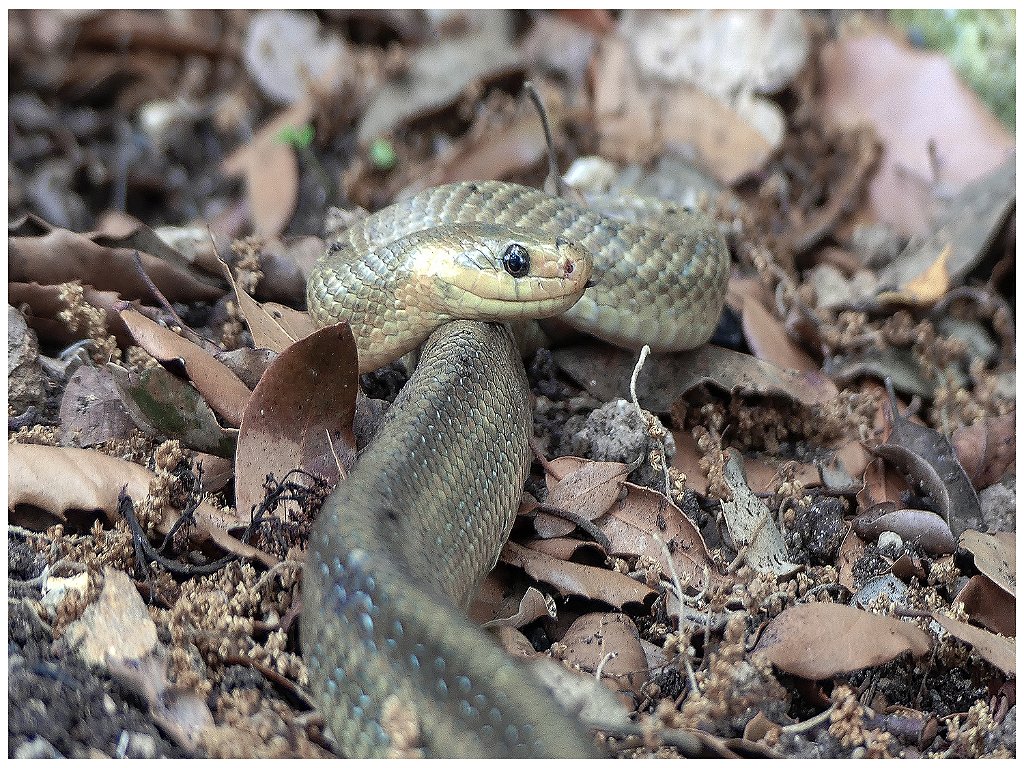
{"left": 129, "top": 250, "right": 207, "bottom": 347}
{"left": 523, "top": 80, "right": 565, "bottom": 197}
{"left": 533, "top": 503, "right": 612, "bottom": 551}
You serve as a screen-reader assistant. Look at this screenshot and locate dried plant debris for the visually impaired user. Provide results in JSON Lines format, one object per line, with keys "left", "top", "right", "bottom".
{"left": 872, "top": 383, "right": 982, "bottom": 535}
{"left": 8, "top": 9, "right": 1015, "bottom": 760}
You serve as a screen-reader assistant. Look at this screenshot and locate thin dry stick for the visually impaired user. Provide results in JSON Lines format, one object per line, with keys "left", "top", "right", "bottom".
{"left": 523, "top": 80, "right": 566, "bottom": 197}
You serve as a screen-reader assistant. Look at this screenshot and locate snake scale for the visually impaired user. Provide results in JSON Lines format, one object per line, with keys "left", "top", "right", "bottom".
{"left": 302, "top": 181, "right": 729, "bottom": 757}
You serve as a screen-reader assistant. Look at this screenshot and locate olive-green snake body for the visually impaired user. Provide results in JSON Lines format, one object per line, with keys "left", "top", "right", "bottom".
{"left": 302, "top": 181, "right": 729, "bottom": 757}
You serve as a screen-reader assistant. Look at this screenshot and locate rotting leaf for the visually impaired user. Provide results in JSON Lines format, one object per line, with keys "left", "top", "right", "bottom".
{"left": 499, "top": 540, "right": 655, "bottom": 610}
{"left": 59, "top": 364, "right": 136, "bottom": 447}
{"left": 559, "top": 612, "right": 648, "bottom": 706}
{"left": 598, "top": 482, "right": 718, "bottom": 592}
{"left": 851, "top": 505, "right": 957, "bottom": 555}
{"left": 108, "top": 363, "right": 238, "bottom": 458}
{"left": 720, "top": 449, "right": 801, "bottom": 577}
{"left": 954, "top": 575, "right": 1015, "bottom": 638}
{"left": 836, "top": 528, "right": 864, "bottom": 593}
{"left": 118, "top": 307, "right": 252, "bottom": 428}
{"left": 235, "top": 323, "right": 358, "bottom": 521}
{"left": 958, "top": 529, "right": 1015, "bottom": 597}
{"left": 753, "top": 603, "right": 931, "bottom": 679}
{"left": 951, "top": 412, "right": 1015, "bottom": 490}
{"left": 8, "top": 443, "right": 276, "bottom": 568}
{"left": 932, "top": 612, "right": 1015, "bottom": 675}
{"left": 553, "top": 343, "right": 837, "bottom": 413}
{"left": 536, "top": 456, "right": 629, "bottom": 538}
{"left": 872, "top": 385, "right": 981, "bottom": 536}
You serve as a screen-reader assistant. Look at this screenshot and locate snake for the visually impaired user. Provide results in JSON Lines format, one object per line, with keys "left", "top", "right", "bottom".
{"left": 301, "top": 180, "right": 729, "bottom": 757}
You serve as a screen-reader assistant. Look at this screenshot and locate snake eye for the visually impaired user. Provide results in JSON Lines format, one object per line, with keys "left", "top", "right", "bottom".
{"left": 502, "top": 243, "right": 530, "bottom": 278}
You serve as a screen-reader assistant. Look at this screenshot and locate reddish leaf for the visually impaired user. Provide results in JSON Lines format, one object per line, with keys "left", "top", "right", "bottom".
{"left": 234, "top": 323, "right": 358, "bottom": 520}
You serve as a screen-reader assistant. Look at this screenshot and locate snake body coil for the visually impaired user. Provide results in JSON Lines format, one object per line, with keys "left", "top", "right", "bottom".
{"left": 303, "top": 181, "right": 729, "bottom": 757}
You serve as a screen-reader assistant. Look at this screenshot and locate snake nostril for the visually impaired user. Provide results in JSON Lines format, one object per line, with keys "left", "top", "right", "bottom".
{"left": 564, "top": 259, "right": 575, "bottom": 276}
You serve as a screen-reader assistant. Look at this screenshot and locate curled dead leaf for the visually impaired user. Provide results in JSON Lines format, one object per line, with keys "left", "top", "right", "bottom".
{"left": 8, "top": 443, "right": 275, "bottom": 567}
{"left": 9, "top": 228, "right": 222, "bottom": 302}
{"left": 954, "top": 575, "right": 1015, "bottom": 638}
{"left": 851, "top": 505, "right": 957, "bottom": 555}
{"left": 873, "top": 388, "right": 980, "bottom": 536}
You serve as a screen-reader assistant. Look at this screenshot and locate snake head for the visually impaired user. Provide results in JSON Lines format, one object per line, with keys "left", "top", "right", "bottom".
{"left": 420, "top": 224, "right": 593, "bottom": 321}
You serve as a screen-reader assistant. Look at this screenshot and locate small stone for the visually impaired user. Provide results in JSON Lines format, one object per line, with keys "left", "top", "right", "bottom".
{"left": 559, "top": 398, "right": 675, "bottom": 490}
{"left": 876, "top": 531, "right": 904, "bottom": 557}
{"left": 127, "top": 732, "right": 158, "bottom": 759}
{"left": 8, "top": 305, "right": 45, "bottom": 411}
{"left": 15, "top": 736, "right": 64, "bottom": 759}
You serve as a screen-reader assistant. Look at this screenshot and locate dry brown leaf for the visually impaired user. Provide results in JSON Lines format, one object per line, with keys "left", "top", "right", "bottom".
{"left": 753, "top": 603, "right": 931, "bottom": 679}
{"left": 851, "top": 505, "right": 957, "bottom": 555}
{"left": 535, "top": 456, "right": 629, "bottom": 538}
{"left": 234, "top": 324, "right": 358, "bottom": 520}
{"left": 952, "top": 412, "right": 1015, "bottom": 490}
{"left": 9, "top": 281, "right": 155, "bottom": 349}
{"left": 499, "top": 540, "right": 655, "bottom": 610}
{"left": 221, "top": 99, "right": 312, "bottom": 237}
{"left": 820, "top": 31, "right": 1014, "bottom": 236}
{"left": 720, "top": 449, "right": 800, "bottom": 577}
{"left": 954, "top": 575, "right": 1015, "bottom": 638}
{"left": 8, "top": 443, "right": 276, "bottom": 567}
{"left": 932, "top": 612, "right": 1015, "bottom": 675}
{"left": 599, "top": 482, "right": 717, "bottom": 592}
{"left": 958, "top": 530, "right": 1015, "bottom": 597}
{"left": 9, "top": 228, "right": 222, "bottom": 303}
{"left": 740, "top": 295, "right": 819, "bottom": 373}
{"left": 59, "top": 364, "right": 136, "bottom": 447}
{"left": 118, "top": 307, "right": 252, "bottom": 428}
{"left": 554, "top": 343, "right": 837, "bottom": 413}
{"left": 223, "top": 261, "right": 316, "bottom": 353}
{"left": 559, "top": 612, "right": 648, "bottom": 706}
{"left": 872, "top": 393, "right": 980, "bottom": 535}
